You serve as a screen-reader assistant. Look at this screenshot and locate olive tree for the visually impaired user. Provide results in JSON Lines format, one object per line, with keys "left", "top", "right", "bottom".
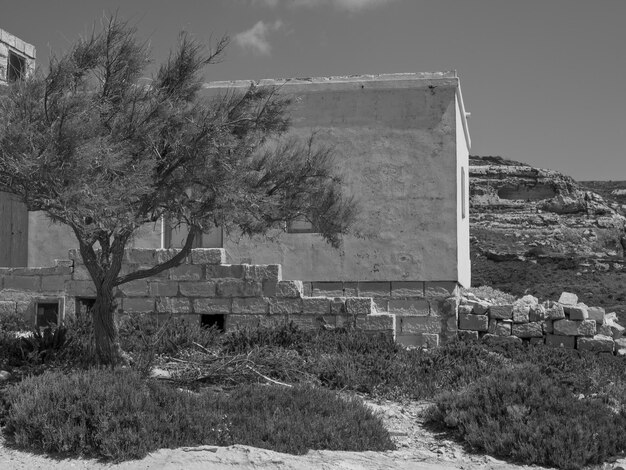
{"left": 0, "top": 18, "right": 355, "bottom": 365}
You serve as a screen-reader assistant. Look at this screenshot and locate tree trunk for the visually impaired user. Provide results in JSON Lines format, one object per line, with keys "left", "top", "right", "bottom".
{"left": 92, "top": 285, "right": 123, "bottom": 366}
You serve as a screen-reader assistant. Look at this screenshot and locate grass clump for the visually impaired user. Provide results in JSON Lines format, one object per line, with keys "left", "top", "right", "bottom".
{"left": 425, "top": 365, "right": 626, "bottom": 470}
{"left": 2, "top": 368, "right": 393, "bottom": 461}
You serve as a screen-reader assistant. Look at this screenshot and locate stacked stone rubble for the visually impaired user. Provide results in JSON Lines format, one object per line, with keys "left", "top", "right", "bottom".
{"left": 458, "top": 290, "right": 626, "bottom": 355}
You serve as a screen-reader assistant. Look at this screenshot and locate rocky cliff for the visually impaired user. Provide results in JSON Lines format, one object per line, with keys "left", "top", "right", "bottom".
{"left": 470, "top": 156, "right": 626, "bottom": 264}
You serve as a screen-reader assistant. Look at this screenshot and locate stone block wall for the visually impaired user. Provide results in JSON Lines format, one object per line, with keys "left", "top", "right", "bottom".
{"left": 458, "top": 291, "right": 626, "bottom": 355}
{"left": 0, "top": 249, "right": 405, "bottom": 339}
{"left": 302, "top": 280, "right": 460, "bottom": 348}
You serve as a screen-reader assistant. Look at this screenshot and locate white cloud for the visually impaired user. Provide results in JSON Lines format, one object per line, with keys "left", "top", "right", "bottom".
{"left": 250, "top": 0, "right": 400, "bottom": 11}
{"left": 234, "top": 20, "right": 284, "bottom": 55}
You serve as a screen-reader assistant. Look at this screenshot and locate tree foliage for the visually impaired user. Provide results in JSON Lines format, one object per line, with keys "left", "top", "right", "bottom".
{"left": 0, "top": 17, "right": 355, "bottom": 364}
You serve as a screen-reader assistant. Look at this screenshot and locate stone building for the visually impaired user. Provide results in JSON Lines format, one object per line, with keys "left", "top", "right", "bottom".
{"left": 0, "top": 28, "right": 471, "bottom": 346}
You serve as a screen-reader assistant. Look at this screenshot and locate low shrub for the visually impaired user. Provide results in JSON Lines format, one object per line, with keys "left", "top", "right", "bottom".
{"left": 425, "top": 365, "right": 626, "bottom": 469}
{"left": 3, "top": 369, "right": 393, "bottom": 461}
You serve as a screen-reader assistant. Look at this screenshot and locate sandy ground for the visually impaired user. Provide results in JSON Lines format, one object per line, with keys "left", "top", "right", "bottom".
{"left": 1, "top": 398, "right": 624, "bottom": 470}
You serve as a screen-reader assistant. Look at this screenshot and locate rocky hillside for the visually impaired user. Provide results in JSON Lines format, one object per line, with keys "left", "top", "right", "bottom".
{"left": 469, "top": 156, "right": 626, "bottom": 322}
{"left": 470, "top": 155, "right": 626, "bottom": 263}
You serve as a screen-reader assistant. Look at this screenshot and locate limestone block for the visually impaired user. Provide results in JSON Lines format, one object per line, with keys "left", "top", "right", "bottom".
{"left": 149, "top": 281, "right": 179, "bottom": 297}
{"left": 391, "top": 281, "right": 424, "bottom": 297}
{"left": 225, "top": 314, "right": 262, "bottom": 330}
{"left": 495, "top": 321, "right": 512, "bottom": 336}
{"left": 216, "top": 280, "right": 262, "bottom": 298}
{"left": 191, "top": 248, "right": 226, "bottom": 265}
{"left": 232, "top": 297, "right": 270, "bottom": 314}
{"left": 577, "top": 335, "right": 614, "bottom": 353}
{"left": 346, "top": 297, "right": 374, "bottom": 315}
{"left": 615, "top": 338, "right": 626, "bottom": 356}
{"left": 3, "top": 276, "right": 40, "bottom": 291}
{"left": 424, "top": 281, "right": 458, "bottom": 299}
{"left": 606, "top": 320, "right": 625, "bottom": 339}
{"left": 125, "top": 249, "right": 159, "bottom": 265}
{"left": 488, "top": 319, "right": 497, "bottom": 334}
{"left": 343, "top": 282, "right": 358, "bottom": 297}
{"left": 193, "top": 298, "right": 231, "bottom": 314}
{"left": 388, "top": 299, "right": 429, "bottom": 316}
{"left": 512, "top": 322, "right": 543, "bottom": 338}
{"left": 458, "top": 304, "right": 473, "bottom": 315}
{"left": 243, "top": 264, "right": 281, "bottom": 282}
{"left": 65, "top": 280, "right": 96, "bottom": 297}
{"left": 529, "top": 304, "right": 546, "bottom": 322}
{"left": 459, "top": 313, "right": 488, "bottom": 332}
{"left": 288, "top": 315, "right": 320, "bottom": 330}
{"left": 72, "top": 265, "right": 92, "bottom": 281}
{"left": 358, "top": 282, "right": 391, "bottom": 298}
{"left": 464, "top": 299, "right": 490, "bottom": 315}
{"left": 269, "top": 298, "right": 302, "bottom": 315}
{"left": 122, "top": 297, "right": 155, "bottom": 313}
{"left": 169, "top": 265, "right": 203, "bottom": 281}
{"left": 312, "top": 282, "right": 344, "bottom": 297}
{"left": 275, "top": 281, "right": 303, "bottom": 298}
{"left": 441, "top": 296, "right": 459, "bottom": 318}
{"left": 489, "top": 304, "right": 513, "bottom": 320}
{"left": 512, "top": 295, "right": 538, "bottom": 323}
{"left": 154, "top": 249, "right": 185, "bottom": 264}
{"left": 302, "top": 297, "right": 331, "bottom": 314}
{"left": 597, "top": 324, "right": 613, "bottom": 337}
{"left": 553, "top": 319, "right": 596, "bottom": 337}
{"left": 330, "top": 298, "right": 347, "bottom": 315}
{"left": 546, "top": 334, "right": 576, "bottom": 349}
{"left": 55, "top": 259, "right": 74, "bottom": 268}
{"left": 543, "top": 320, "right": 554, "bottom": 334}
{"left": 564, "top": 303, "right": 588, "bottom": 320}
{"left": 118, "top": 280, "right": 149, "bottom": 297}
{"left": 179, "top": 281, "right": 217, "bottom": 297}
{"left": 558, "top": 292, "right": 578, "bottom": 305}
{"left": 0, "top": 301, "right": 16, "bottom": 315}
{"left": 399, "top": 316, "right": 442, "bottom": 335}
{"left": 356, "top": 314, "right": 395, "bottom": 331}
{"left": 206, "top": 265, "right": 244, "bottom": 279}
{"left": 544, "top": 302, "right": 565, "bottom": 320}
{"left": 587, "top": 306, "right": 606, "bottom": 324}
{"left": 458, "top": 330, "right": 479, "bottom": 341}
{"left": 482, "top": 334, "right": 522, "bottom": 346}
{"left": 373, "top": 298, "right": 388, "bottom": 313}
{"left": 41, "top": 275, "right": 70, "bottom": 292}
{"left": 529, "top": 337, "right": 545, "bottom": 346}
{"left": 396, "top": 333, "right": 439, "bottom": 349}
{"left": 156, "top": 297, "right": 191, "bottom": 314}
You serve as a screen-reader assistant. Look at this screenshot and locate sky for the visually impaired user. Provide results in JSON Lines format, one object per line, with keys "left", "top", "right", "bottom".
{"left": 2, "top": 0, "right": 625, "bottom": 181}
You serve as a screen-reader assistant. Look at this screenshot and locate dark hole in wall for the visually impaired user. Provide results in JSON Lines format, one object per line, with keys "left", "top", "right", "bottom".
{"left": 7, "top": 51, "right": 25, "bottom": 82}
{"left": 201, "top": 314, "right": 225, "bottom": 331}
{"left": 36, "top": 302, "right": 59, "bottom": 327}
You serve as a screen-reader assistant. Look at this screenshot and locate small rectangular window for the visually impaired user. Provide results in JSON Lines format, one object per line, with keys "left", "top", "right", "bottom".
{"left": 461, "top": 167, "right": 467, "bottom": 219}
{"left": 7, "top": 51, "right": 26, "bottom": 82}
{"left": 36, "top": 301, "right": 60, "bottom": 327}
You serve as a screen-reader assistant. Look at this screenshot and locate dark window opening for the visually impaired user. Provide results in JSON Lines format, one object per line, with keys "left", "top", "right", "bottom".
{"left": 36, "top": 302, "right": 59, "bottom": 327}
{"left": 200, "top": 314, "right": 225, "bottom": 331}
{"left": 7, "top": 51, "right": 26, "bottom": 82}
{"left": 76, "top": 297, "right": 96, "bottom": 319}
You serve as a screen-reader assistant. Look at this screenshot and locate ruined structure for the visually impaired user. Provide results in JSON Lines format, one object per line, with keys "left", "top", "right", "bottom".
{"left": 0, "top": 27, "right": 472, "bottom": 347}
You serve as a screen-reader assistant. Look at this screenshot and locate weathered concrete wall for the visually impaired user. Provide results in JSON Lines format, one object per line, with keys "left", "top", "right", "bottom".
{"left": 27, "top": 212, "right": 165, "bottom": 267}
{"left": 203, "top": 73, "right": 469, "bottom": 284}
{"left": 455, "top": 92, "right": 471, "bottom": 287}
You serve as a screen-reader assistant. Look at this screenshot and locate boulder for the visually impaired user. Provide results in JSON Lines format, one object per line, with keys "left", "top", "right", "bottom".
{"left": 563, "top": 303, "right": 588, "bottom": 320}
{"left": 553, "top": 319, "right": 596, "bottom": 337}
{"left": 587, "top": 306, "right": 606, "bottom": 324}
{"left": 577, "top": 335, "right": 614, "bottom": 353}
{"left": 512, "top": 322, "right": 543, "bottom": 338}
{"left": 558, "top": 292, "right": 578, "bottom": 306}
{"left": 490, "top": 304, "right": 513, "bottom": 320}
